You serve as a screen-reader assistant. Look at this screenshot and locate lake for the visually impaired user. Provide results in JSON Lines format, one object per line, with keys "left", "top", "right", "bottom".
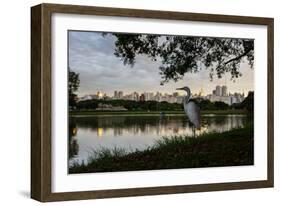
{"left": 69, "top": 114, "right": 249, "bottom": 165}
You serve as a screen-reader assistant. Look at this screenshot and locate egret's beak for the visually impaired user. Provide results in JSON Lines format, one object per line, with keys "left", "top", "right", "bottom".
{"left": 176, "top": 87, "right": 184, "bottom": 90}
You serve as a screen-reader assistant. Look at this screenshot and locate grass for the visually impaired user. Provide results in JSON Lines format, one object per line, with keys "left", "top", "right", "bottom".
{"left": 69, "top": 109, "right": 246, "bottom": 116}
{"left": 69, "top": 123, "right": 254, "bottom": 174}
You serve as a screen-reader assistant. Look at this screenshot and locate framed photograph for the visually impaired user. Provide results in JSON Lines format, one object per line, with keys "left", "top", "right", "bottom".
{"left": 31, "top": 3, "right": 274, "bottom": 202}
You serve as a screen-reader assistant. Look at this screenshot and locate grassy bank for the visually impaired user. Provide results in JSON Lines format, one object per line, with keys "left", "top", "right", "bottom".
{"left": 69, "top": 109, "right": 246, "bottom": 116}
{"left": 69, "top": 123, "right": 253, "bottom": 174}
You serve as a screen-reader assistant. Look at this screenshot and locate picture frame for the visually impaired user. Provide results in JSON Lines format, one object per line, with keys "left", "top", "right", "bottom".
{"left": 31, "top": 3, "right": 274, "bottom": 202}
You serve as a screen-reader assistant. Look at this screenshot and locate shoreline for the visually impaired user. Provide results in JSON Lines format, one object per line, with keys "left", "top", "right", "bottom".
{"left": 69, "top": 109, "right": 246, "bottom": 117}
{"left": 69, "top": 123, "right": 253, "bottom": 174}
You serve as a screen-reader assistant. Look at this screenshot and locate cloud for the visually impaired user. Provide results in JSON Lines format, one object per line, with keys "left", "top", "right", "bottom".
{"left": 69, "top": 31, "right": 254, "bottom": 97}
{"left": 69, "top": 31, "right": 165, "bottom": 96}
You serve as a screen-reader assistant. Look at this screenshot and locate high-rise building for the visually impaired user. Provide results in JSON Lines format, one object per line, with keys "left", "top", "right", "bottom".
{"left": 114, "top": 91, "right": 118, "bottom": 99}
{"left": 222, "top": 86, "right": 227, "bottom": 96}
{"left": 118, "top": 91, "right": 123, "bottom": 99}
{"left": 143, "top": 92, "right": 154, "bottom": 101}
{"left": 139, "top": 94, "right": 145, "bottom": 102}
{"left": 155, "top": 92, "right": 162, "bottom": 102}
{"left": 215, "top": 85, "right": 222, "bottom": 96}
{"left": 176, "top": 96, "right": 184, "bottom": 104}
{"left": 148, "top": 92, "right": 154, "bottom": 101}
{"left": 133, "top": 92, "right": 139, "bottom": 101}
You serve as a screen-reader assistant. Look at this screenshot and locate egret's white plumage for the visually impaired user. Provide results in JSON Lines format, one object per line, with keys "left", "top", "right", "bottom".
{"left": 184, "top": 100, "right": 201, "bottom": 129}
{"left": 177, "top": 86, "right": 201, "bottom": 131}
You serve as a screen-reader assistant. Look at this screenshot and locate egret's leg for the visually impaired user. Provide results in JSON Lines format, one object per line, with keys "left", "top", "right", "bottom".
{"left": 194, "top": 127, "right": 196, "bottom": 138}
{"left": 192, "top": 126, "right": 195, "bottom": 138}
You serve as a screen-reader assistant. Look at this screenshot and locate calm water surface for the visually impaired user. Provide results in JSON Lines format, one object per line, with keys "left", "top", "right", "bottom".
{"left": 69, "top": 114, "right": 248, "bottom": 165}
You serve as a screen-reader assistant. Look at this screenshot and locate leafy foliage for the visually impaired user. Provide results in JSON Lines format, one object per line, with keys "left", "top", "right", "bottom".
{"left": 77, "top": 98, "right": 231, "bottom": 111}
{"left": 77, "top": 99, "right": 182, "bottom": 111}
{"left": 194, "top": 99, "right": 229, "bottom": 110}
{"left": 68, "top": 68, "right": 80, "bottom": 108}
{"left": 75, "top": 91, "right": 253, "bottom": 112}
{"left": 231, "top": 91, "right": 254, "bottom": 113}
{"left": 239, "top": 91, "right": 254, "bottom": 113}
{"left": 113, "top": 34, "right": 254, "bottom": 84}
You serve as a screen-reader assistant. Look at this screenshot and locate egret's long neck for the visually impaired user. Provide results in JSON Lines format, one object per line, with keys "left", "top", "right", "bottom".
{"left": 184, "top": 90, "right": 191, "bottom": 104}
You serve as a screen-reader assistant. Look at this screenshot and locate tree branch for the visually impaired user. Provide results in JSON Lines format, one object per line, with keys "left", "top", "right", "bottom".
{"left": 223, "top": 49, "right": 252, "bottom": 66}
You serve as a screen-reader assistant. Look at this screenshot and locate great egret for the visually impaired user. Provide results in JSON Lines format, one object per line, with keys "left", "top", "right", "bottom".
{"left": 176, "top": 86, "right": 201, "bottom": 137}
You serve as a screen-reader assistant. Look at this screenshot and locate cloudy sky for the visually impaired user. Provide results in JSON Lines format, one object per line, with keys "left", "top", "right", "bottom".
{"left": 68, "top": 31, "right": 254, "bottom": 97}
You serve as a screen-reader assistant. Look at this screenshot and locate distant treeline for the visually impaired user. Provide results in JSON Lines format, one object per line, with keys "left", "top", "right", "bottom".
{"left": 74, "top": 92, "right": 253, "bottom": 112}
{"left": 198, "top": 91, "right": 253, "bottom": 112}
{"left": 76, "top": 99, "right": 182, "bottom": 111}
{"left": 232, "top": 91, "right": 254, "bottom": 113}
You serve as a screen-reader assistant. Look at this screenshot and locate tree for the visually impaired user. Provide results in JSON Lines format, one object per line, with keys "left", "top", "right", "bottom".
{"left": 69, "top": 68, "right": 80, "bottom": 108}
{"left": 77, "top": 99, "right": 183, "bottom": 111}
{"left": 214, "top": 101, "right": 229, "bottom": 110}
{"left": 240, "top": 91, "right": 254, "bottom": 113}
{"left": 113, "top": 34, "right": 254, "bottom": 85}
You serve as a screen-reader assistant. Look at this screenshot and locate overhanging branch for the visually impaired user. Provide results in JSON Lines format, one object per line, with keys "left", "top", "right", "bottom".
{"left": 223, "top": 49, "right": 252, "bottom": 66}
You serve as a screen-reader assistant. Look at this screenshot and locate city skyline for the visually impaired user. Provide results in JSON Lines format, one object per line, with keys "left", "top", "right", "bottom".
{"left": 79, "top": 85, "right": 247, "bottom": 105}
{"left": 78, "top": 84, "right": 250, "bottom": 99}
{"left": 69, "top": 31, "right": 254, "bottom": 97}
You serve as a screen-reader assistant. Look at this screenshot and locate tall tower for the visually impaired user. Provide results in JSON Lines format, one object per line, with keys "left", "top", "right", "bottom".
{"left": 118, "top": 91, "right": 123, "bottom": 99}
{"left": 215, "top": 85, "right": 222, "bottom": 96}
{"left": 222, "top": 86, "right": 227, "bottom": 96}
{"left": 114, "top": 91, "right": 118, "bottom": 99}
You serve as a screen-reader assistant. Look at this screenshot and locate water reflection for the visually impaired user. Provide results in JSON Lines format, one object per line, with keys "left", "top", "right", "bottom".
{"left": 68, "top": 120, "right": 79, "bottom": 159}
{"left": 69, "top": 114, "right": 249, "bottom": 164}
